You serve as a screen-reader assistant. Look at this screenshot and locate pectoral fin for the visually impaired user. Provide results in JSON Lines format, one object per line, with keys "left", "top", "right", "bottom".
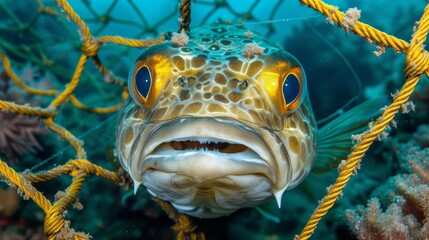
{"left": 313, "top": 98, "right": 387, "bottom": 173}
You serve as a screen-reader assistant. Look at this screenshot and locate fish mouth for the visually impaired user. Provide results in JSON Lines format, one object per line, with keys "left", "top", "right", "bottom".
{"left": 168, "top": 140, "right": 247, "bottom": 153}
{"left": 139, "top": 118, "right": 275, "bottom": 184}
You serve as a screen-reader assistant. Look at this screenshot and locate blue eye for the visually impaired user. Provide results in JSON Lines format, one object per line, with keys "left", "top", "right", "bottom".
{"left": 135, "top": 66, "right": 152, "bottom": 99}
{"left": 282, "top": 73, "right": 300, "bottom": 105}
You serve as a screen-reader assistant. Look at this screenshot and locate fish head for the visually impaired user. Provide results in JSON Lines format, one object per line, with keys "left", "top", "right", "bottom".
{"left": 116, "top": 25, "right": 317, "bottom": 218}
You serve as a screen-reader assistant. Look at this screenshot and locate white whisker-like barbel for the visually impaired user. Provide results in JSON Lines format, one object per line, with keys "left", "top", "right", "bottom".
{"left": 116, "top": 24, "right": 318, "bottom": 218}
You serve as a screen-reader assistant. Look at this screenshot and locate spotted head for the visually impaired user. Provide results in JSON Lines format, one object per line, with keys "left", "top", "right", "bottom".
{"left": 116, "top": 25, "right": 317, "bottom": 218}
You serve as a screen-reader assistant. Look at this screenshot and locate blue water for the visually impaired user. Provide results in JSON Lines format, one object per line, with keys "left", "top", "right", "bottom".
{"left": 0, "top": 0, "right": 428, "bottom": 239}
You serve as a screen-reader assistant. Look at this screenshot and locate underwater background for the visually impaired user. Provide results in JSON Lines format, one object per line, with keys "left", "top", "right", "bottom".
{"left": 0, "top": 0, "right": 428, "bottom": 239}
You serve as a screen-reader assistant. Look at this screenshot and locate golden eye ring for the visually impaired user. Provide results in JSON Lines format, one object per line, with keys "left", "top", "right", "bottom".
{"left": 274, "top": 66, "right": 306, "bottom": 115}
{"left": 281, "top": 72, "right": 301, "bottom": 110}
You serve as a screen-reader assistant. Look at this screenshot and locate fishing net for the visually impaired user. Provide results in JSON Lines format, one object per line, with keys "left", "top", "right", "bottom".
{"left": 0, "top": 0, "right": 428, "bottom": 239}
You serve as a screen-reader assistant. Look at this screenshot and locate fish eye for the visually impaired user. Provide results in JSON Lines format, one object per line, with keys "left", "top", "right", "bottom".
{"left": 282, "top": 73, "right": 300, "bottom": 105}
{"left": 260, "top": 65, "right": 305, "bottom": 115}
{"left": 129, "top": 63, "right": 155, "bottom": 108}
{"left": 128, "top": 54, "right": 173, "bottom": 109}
{"left": 135, "top": 66, "right": 152, "bottom": 100}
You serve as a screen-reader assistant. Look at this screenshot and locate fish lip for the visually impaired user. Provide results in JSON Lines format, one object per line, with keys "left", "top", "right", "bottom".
{"left": 139, "top": 117, "right": 275, "bottom": 182}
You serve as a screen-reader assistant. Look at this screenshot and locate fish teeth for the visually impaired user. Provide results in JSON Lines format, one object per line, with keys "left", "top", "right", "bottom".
{"left": 197, "top": 138, "right": 222, "bottom": 144}
{"left": 133, "top": 179, "right": 142, "bottom": 195}
{"left": 274, "top": 191, "right": 283, "bottom": 208}
{"left": 272, "top": 185, "right": 289, "bottom": 208}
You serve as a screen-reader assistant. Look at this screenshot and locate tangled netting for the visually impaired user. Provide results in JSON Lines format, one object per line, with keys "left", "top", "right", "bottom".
{"left": 0, "top": 0, "right": 428, "bottom": 239}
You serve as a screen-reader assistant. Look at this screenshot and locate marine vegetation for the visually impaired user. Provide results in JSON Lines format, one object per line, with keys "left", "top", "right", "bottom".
{"left": 0, "top": 64, "right": 50, "bottom": 163}
{"left": 346, "top": 125, "right": 429, "bottom": 240}
{"left": 0, "top": 0, "right": 428, "bottom": 240}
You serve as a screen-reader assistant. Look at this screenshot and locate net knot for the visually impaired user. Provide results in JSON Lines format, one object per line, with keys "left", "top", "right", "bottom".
{"left": 81, "top": 40, "right": 101, "bottom": 57}
{"left": 43, "top": 202, "right": 66, "bottom": 237}
{"left": 404, "top": 15, "right": 429, "bottom": 79}
{"left": 404, "top": 47, "right": 429, "bottom": 78}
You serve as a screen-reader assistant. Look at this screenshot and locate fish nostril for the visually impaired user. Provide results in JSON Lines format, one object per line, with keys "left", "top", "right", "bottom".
{"left": 237, "top": 80, "right": 249, "bottom": 91}
{"left": 177, "top": 76, "right": 188, "bottom": 89}
{"left": 231, "top": 78, "right": 249, "bottom": 93}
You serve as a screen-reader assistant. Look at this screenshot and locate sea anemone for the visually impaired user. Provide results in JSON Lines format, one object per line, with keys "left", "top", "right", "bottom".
{"left": 0, "top": 111, "right": 46, "bottom": 163}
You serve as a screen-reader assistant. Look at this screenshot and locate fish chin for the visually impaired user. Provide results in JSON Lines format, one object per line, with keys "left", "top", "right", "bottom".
{"left": 142, "top": 152, "right": 274, "bottom": 218}
{"left": 133, "top": 118, "right": 277, "bottom": 218}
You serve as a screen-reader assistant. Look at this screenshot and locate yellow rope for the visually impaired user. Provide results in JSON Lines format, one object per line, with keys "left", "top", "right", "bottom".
{"left": 24, "top": 159, "right": 121, "bottom": 183}
{"left": 297, "top": 1, "right": 429, "bottom": 239}
{"left": 300, "top": 0, "right": 409, "bottom": 52}
{"left": 0, "top": 99, "right": 55, "bottom": 118}
{"left": 55, "top": 0, "right": 91, "bottom": 43}
{"left": 0, "top": 0, "right": 162, "bottom": 237}
{"left": 69, "top": 94, "right": 126, "bottom": 114}
{"left": 0, "top": 159, "right": 52, "bottom": 213}
{"left": 0, "top": 50, "right": 127, "bottom": 114}
{"left": 44, "top": 170, "right": 86, "bottom": 240}
{"left": 48, "top": 54, "right": 88, "bottom": 109}
{"left": 179, "top": 0, "right": 191, "bottom": 33}
{"left": 1, "top": 0, "right": 427, "bottom": 239}
{"left": 98, "top": 36, "right": 165, "bottom": 47}
{"left": 153, "top": 197, "right": 205, "bottom": 240}
{"left": 0, "top": 51, "right": 57, "bottom": 96}
{"left": 44, "top": 118, "right": 87, "bottom": 159}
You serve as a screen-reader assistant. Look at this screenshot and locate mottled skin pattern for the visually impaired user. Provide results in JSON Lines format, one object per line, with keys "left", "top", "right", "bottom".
{"left": 116, "top": 25, "right": 317, "bottom": 218}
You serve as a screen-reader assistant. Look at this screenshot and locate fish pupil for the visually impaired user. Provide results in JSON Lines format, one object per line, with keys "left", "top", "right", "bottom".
{"left": 283, "top": 74, "right": 300, "bottom": 104}
{"left": 135, "top": 66, "right": 151, "bottom": 99}
{"left": 169, "top": 140, "right": 247, "bottom": 153}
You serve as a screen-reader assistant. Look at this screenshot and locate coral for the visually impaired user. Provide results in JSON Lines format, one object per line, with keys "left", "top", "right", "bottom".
{"left": 345, "top": 127, "right": 429, "bottom": 240}
{"left": 0, "top": 112, "right": 46, "bottom": 162}
{"left": 0, "top": 63, "right": 53, "bottom": 163}
{"left": 345, "top": 197, "right": 413, "bottom": 240}
{"left": 413, "top": 125, "right": 429, "bottom": 148}
{"left": 0, "top": 63, "right": 57, "bottom": 105}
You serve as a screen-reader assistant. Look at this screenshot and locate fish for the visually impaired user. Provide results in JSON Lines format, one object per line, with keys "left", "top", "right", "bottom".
{"left": 115, "top": 24, "right": 381, "bottom": 218}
